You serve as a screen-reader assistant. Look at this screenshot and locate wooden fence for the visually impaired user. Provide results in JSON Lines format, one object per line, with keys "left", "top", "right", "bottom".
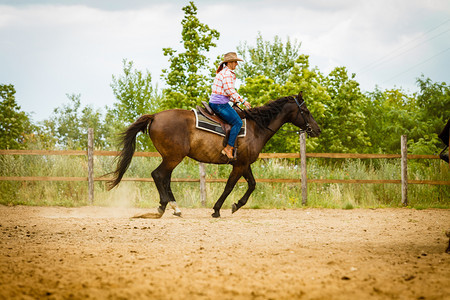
{"left": 1, "top": 131, "right": 449, "bottom": 206}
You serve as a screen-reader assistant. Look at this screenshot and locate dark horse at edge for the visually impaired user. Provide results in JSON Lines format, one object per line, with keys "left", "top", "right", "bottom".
{"left": 108, "top": 91, "right": 321, "bottom": 218}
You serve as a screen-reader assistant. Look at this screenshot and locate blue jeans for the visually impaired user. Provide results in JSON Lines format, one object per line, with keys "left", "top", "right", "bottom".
{"left": 209, "top": 102, "right": 243, "bottom": 147}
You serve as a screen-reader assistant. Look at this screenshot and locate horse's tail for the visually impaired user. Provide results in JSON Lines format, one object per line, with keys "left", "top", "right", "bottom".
{"left": 107, "top": 114, "right": 154, "bottom": 190}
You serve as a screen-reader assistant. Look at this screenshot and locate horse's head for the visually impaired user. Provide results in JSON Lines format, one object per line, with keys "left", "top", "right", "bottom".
{"left": 288, "top": 92, "right": 321, "bottom": 137}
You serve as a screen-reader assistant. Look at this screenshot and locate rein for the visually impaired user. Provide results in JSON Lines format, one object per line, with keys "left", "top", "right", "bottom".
{"left": 242, "top": 96, "right": 313, "bottom": 136}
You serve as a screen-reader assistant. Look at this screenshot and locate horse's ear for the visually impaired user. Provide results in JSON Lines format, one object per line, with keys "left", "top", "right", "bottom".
{"left": 298, "top": 91, "right": 303, "bottom": 100}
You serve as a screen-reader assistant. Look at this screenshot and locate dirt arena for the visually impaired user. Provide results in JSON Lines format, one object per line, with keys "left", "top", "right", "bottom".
{"left": 0, "top": 205, "right": 449, "bottom": 299}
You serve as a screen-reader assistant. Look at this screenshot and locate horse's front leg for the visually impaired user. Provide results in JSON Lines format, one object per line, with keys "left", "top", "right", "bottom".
{"left": 232, "top": 165, "right": 256, "bottom": 214}
{"left": 212, "top": 166, "right": 244, "bottom": 218}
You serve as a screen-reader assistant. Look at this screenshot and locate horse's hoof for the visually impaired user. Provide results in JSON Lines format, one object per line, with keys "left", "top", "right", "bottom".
{"left": 211, "top": 211, "right": 220, "bottom": 218}
{"left": 173, "top": 211, "right": 182, "bottom": 217}
{"left": 157, "top": 207, "right": 165, "bottom": 216}
{"left": 232, "top": 203, "right": 239, "bottom": 214}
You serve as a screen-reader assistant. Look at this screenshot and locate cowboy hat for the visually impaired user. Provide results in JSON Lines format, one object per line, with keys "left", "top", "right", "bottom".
{"left": 219, "top": 52, "right": 243, "bottom": 65}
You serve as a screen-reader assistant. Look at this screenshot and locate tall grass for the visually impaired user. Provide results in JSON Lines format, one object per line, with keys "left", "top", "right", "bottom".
{"left": 1, "top": 154, "right": 449, "bottom": 209}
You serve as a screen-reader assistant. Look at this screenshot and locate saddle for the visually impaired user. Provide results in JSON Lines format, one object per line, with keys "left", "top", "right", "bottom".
{"left": 196, "top": 101, "right": 245, "bottom": 147}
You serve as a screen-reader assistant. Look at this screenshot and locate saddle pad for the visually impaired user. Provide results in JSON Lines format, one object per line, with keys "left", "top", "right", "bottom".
{"left": 192, "top": 109, "right": 246, "bottom": 137}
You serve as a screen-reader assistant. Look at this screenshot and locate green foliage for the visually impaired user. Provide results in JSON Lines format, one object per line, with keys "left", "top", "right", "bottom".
{"left": 161, "top": 1, "right": 220, "bottom": 109}
{"left": 106, "top": 59, "right": 161, "bottom": 151}
{"left": 415, "top": 76, "right": 450, "bottom": 126}
{"left": 238, "top": 53, "right": 325, "bottom": 153}
{"left": 318, "top": 67, "right": 371, "bottom": 153}
{"left": 412, "top": 76, "right": 450, "bottom": 153}
{"left": 41, "top": 94, "right": 107, "bottom": 149}
{"left": 365, "top": 88, "right": 410, "bottom": 153}
{"left": 277, "top": 54, "right": 328, "bottom": 152}
{"left": 407, "top": 137, "right": 441, "bottom": 155}
{"left": 0, "top": 84, "right": 33, "bottom": 149}
{"left": 365, "top": 77, "right": 449, "bottom": 155}
{"left": 109, "top": 59, "right": 160, "bottom": 123}
{"left": 237, "top": 33, "right": 301, "bottom": 85}
{"left": 237, "top": 33, "right": 449, "bottom": 155}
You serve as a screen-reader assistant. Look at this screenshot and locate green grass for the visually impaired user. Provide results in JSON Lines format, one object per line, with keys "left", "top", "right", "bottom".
{"left": 1, "top": 155, "right": 449, "bottom": 209}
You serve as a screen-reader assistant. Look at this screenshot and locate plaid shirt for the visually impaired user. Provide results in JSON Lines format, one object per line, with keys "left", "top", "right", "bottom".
{"left": 211, "top": 66, "right": 243, "bottom": 103}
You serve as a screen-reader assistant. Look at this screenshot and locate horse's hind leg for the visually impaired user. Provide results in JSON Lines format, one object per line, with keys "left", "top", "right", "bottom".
{"left": 151, "top": 164, "right": 170, "bottom": 215}
{"left": 151, "top": 159, "right": 182, "bottom": 217}
{"left": 232, "top": 165, "right": 256, "bottom": 214}
{"left": 167, "top": 184, "right": 182, "bottom": 217}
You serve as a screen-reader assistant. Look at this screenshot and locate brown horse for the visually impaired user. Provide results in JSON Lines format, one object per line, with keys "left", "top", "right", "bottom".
{"left": 108, "top": 91, "right": 321, "bottom": 218}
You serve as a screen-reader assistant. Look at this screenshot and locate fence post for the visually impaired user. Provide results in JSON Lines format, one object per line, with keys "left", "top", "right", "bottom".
{"left": 401, "top": 135, "right": 408, "bottom": 206}
{"left": 300, "top": 132, "right": 307, "bottom": 205}
{"left": 88, "top": 128, "right": 94, "bottom": 205}
{"left": 199, "top": 162, "right": 206, "bottom": 207}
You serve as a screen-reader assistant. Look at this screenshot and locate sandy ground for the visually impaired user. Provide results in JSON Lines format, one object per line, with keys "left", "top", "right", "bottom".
{"left": 0, "top": 205, "right": 449, "bottom": 300}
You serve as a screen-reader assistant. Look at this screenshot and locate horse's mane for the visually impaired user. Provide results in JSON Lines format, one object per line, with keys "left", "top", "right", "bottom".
{"left": 245, "top": 96, "right": 292, "bottom": 128}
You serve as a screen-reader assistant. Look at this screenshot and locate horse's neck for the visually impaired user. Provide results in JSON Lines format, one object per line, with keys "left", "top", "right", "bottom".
{"left": 252, "top": 109, "right": 288, "bottom": 147}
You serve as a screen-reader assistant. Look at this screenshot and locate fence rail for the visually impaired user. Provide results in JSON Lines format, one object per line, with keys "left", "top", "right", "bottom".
{"left": 0, "top": 149, "right": 439, "bottom": 159}
{"left": 1, "top": 133, "right": 449, "bottom": 206}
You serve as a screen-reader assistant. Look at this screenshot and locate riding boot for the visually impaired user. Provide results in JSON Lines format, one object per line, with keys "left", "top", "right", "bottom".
{"left": 221, "top": 145, "right": 234, "bottom": 159}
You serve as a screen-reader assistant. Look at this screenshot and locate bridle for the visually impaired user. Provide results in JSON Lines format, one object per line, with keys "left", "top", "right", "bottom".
{"left": 292, "top": 95, "right": 313, "bottom": 136}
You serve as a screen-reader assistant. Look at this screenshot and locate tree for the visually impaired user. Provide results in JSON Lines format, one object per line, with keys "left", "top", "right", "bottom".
{"left": 42, "top": 94, "right": 106, "bottom": 149}
{"left": 275, "top": 55, "right": 328, "bottom": 153}
{"left": 109, "top": 59, "right": 160, "bottom": 124}
{"left": 237, "top": 33, "right": 301, "bottom": 85}
{"left": 238, "top": 55, "right": 327, "bottom": 153}
{"left": 0, "top": 84, "right": 33, "bottom": 149}
{"left": 407, "top": 76, "right": 450, "bottom": 154}
{"left": 364, "top": 77, "right": 450, "bottom": 155}
{"left": 365, "top": 87, "right": 416, "bottom": 153}
{"left": 415, "top": 76, "right": 450, "bottom": 134}
{"left": 106, "top": 59, "right": 161, "bottom": 151}
{"left": 318, "top": 67, "right": 371, "bottom": 153}
{"left": 161, "top": 1, "right": 220, "bottom": 109}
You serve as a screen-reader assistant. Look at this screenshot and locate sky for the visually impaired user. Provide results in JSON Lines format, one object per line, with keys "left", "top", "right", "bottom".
{"left": 1, "top": 0, "right": 449, "bottom": 122}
